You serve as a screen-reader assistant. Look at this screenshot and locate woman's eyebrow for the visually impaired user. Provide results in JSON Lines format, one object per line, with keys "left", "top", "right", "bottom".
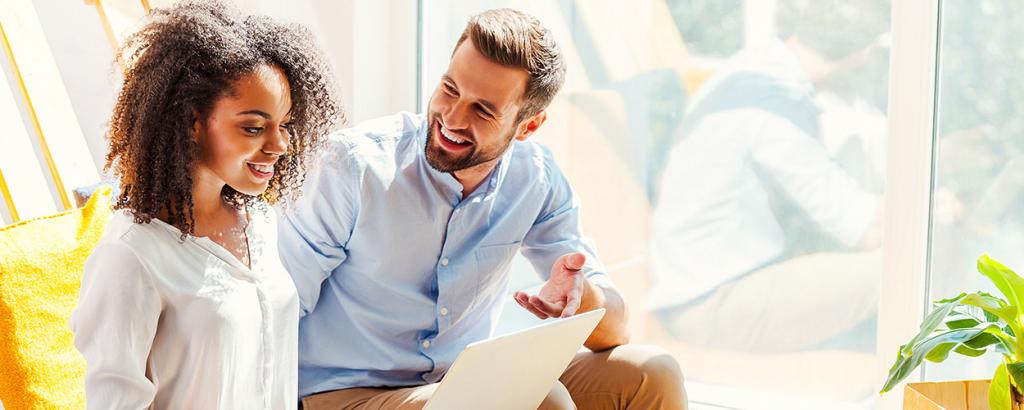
{"left": 236, "top": 110, "right": 271, "bottom": 119}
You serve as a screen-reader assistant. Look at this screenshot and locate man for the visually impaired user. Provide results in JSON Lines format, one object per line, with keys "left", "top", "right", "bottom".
{"left": 279, "top": 9, "right": 686, "bottom": 410}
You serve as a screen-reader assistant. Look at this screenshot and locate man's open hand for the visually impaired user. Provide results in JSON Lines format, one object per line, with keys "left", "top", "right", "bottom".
{"left": 513, "top": 252, "right": 586, "bottom": 319}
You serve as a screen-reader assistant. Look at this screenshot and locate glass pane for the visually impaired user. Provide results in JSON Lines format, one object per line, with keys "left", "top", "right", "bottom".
{"left": 925, "top": 0, "right": 1024, "bottom": 382}
{"left": 421, "top": 0, "right": 890, "bottom": 406}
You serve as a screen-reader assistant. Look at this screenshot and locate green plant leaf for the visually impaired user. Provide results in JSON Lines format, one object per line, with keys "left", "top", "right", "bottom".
{"left": 974, "top": 325, "right": 1017, "bottom": 357}
{"left": 978, "top": 254, "right": 1024, "bottom": 316}
{"left": 883, "top": 256, "right": 1024, "bottom": 399}
{"left": 901, "top": 294, "right": 968, "bottom": 356}
{"left": 946, "top": 317, "right": 982, "bottom": 329}
{"left": 954, "top": 344, "right": 987, "bottom": 357}
{"left": 882, "top": 325, "right": 997, "bottom": 393}
{"left": 926, "top": 342, "right": 957, "bottom": 362}
{"left": 960, "top": 292, "right": 1022, "bottom": 357}
{"left": 927, "top": 327, "right": 1009, "bottom": 362}
{"left": 964, "top": 332, "right": 1001, "bottom": 350}
{"left": 881, "top": 295, "right": 969, "bottom": 393}
{"left": 961, "top": 292, "right": 1013, "bottom": 320}
{"left": 934, "top": 293, "right": 971, "bottom": 304}
{"left": 1008, "top": 362, "right": 1024, "bottom": 392}
{"left": 990, "top": 310, "right": 1004, "bottom": 323}
{"left": 992, "top": 362, "right": 1012, "bottom": 410}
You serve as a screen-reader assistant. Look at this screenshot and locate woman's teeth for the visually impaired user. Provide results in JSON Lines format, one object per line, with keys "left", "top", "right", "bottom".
{"left": 248, "top": 163, "right": 273, "bottom": 173}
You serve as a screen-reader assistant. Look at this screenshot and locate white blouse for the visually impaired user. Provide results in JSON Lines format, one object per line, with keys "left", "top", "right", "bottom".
{"left": 70, "top": 208, "right": 298, "bottom": 409}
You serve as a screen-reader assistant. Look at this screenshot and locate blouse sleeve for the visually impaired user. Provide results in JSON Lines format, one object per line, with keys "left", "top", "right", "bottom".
{"left": 70, "top": 241, "right": 162, "bottom": 409}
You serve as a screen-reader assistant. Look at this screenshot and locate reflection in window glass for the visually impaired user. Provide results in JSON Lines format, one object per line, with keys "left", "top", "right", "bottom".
{"left": 422, "top": 0, "right": 889, "bottom": 407}
{"left": 926, "top": 0, "right": 1024, "bottom": 383}
{"left": 666, "top": 0, "right": 743, "bottom": 58}
{"left": 649, "top": 0, "right": 888, "bottom": 406}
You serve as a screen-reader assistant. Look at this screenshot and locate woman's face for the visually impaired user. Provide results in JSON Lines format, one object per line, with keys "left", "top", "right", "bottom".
{"left": 194, "top": 64, "right": 292, "bottom": 197}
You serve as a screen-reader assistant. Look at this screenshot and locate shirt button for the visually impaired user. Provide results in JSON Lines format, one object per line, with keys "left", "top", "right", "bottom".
{"left": 440, "top": 258, "right": 449, "bottom": 266}
{"left": 422, "top": 340, "right": 431, "bottom": 349}
{"left": 440, "top": 307, "right": 449, "bottom": 316}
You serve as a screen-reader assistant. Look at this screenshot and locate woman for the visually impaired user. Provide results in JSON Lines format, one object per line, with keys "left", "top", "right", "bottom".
{"left": 69, "top": 1, "right": 341, "bottom": 408}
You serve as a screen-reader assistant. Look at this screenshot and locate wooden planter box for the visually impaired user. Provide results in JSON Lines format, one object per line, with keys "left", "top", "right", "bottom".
{"left": 904, "top": 380, "right": 990, "bottom": 410}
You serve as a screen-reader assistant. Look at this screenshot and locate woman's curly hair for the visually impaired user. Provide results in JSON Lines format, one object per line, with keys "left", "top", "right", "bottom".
{"left": 106, "top": 0, "right": 343, "bottom": 235}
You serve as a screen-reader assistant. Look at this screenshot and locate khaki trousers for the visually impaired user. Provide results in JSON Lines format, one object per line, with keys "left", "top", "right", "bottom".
{"left": 301, "top": 344, "right": 686, "bottom": 410}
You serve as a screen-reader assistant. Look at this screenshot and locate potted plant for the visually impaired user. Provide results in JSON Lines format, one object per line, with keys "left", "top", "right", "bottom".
{"left": 882, "top": 254, "right": 1024, "bottom": 410}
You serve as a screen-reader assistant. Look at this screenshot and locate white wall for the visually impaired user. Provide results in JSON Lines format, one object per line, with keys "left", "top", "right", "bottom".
{"left": 31, "top": 0, "right": 119, "bottom": 176}
{"left": 28, "top": 0, "right": 419, "bottom": 181}
{"left": 233, "top": 0, "right": 419, "bottom": 123}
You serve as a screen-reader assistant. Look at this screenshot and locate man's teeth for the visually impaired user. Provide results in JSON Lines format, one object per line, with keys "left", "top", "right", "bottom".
{"left": 441, "top": 126, "right": 468, "bottom": 144}
{"left": 249, "top": 163, "right": 273, "bottom": 173}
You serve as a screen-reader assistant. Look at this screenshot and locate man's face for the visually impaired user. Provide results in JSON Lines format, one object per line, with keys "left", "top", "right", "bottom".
{"left": 425, "top": 39, "right": 530, "bottom": 173}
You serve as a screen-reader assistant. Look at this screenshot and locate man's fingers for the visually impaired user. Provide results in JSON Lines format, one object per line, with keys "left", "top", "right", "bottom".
{"left": 524, "top": 304, "right": 549, "bottom": 319}
{"left": 514, "top": 292, "right": 575, "bottom": 319}
{"left": 561, "top": 291, "right": 581, "bottom": 318}
{"left": 515, "top": 293, "right": 549, "bottom": 319}
{"left": 529, "top": 295, "right": 564, "bottom": 317}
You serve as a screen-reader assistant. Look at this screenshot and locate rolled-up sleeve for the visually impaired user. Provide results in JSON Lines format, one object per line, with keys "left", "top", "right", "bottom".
{"left": 278, "top": 144, "right": 359, "bottom": 316}
{"left": 520, "top": 150, "right": 613, "bottom": 288}
{"left": 70, "top": 242, "right": 161, "bottom": 409}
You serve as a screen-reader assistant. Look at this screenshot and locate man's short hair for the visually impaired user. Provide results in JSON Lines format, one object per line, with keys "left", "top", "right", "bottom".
{"left": 455, "top": 9, "right": 567, "bottom": 124}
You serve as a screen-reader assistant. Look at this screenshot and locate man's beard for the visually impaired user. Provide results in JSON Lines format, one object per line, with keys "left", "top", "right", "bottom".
{"left": 424, "top": 113, "right": 513, "bottom": 173}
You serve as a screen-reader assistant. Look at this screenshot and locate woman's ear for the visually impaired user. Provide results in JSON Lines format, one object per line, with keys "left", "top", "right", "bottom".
{"left": 191, "top": 111, "right": 204, "bottom": 143}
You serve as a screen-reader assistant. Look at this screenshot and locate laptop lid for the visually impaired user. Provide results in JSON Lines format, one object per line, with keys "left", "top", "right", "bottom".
{"left": 423, "top": 308, "right": 606, "bottom": 410}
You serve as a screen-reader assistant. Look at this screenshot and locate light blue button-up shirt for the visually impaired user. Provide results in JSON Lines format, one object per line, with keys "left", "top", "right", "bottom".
{"left": 278, "top": 112, "right": 611, "bottom": 397}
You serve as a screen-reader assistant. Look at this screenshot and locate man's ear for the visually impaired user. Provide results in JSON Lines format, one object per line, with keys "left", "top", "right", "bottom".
{"left": 514, "top": 110, "right": 547, "bottom": 141}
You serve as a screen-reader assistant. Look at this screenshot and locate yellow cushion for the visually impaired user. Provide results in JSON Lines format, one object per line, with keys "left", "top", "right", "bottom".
{"left": 0, "top": 186, "right": 112, "bottom": 409}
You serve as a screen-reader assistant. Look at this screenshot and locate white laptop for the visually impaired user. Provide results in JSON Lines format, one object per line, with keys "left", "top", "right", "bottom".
{"left": 423, "top": 308, "right": 606, "bottom": 410}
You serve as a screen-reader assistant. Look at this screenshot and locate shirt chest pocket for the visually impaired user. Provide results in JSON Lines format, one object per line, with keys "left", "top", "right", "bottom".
{"left": 472, "top": 242, "right": 521, "bottom": 296}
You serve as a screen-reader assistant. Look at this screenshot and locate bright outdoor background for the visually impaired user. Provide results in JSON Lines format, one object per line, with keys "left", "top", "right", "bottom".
{"left": 924, "top": 0, "right": 1024, "bottom": 383}
{"left": 0, "top": 0, "right": 1020, "bottom": 409}
{"left": 425, "top": 1, "right": 888, "bottom": 408}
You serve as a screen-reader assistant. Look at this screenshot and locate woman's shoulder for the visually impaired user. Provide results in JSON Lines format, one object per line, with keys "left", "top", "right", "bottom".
{"left": 93, "top": 209, "right": 195, "bottom": 270}
{"left": 103, "top": 209, "right": 182, "bottom": 245}
{"left": 82, "top": 211, "right": 153, "bottom": 284}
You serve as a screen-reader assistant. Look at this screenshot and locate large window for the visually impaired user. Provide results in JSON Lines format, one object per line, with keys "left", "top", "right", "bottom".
{"left": 9, "top": 0, "right": 1019, "bottom": 407}
{"left": 422, "top": 0, "right": 889, "bottom": 407}
{"left": 924, "top": 0, "right": 1024, "bottom": 382}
